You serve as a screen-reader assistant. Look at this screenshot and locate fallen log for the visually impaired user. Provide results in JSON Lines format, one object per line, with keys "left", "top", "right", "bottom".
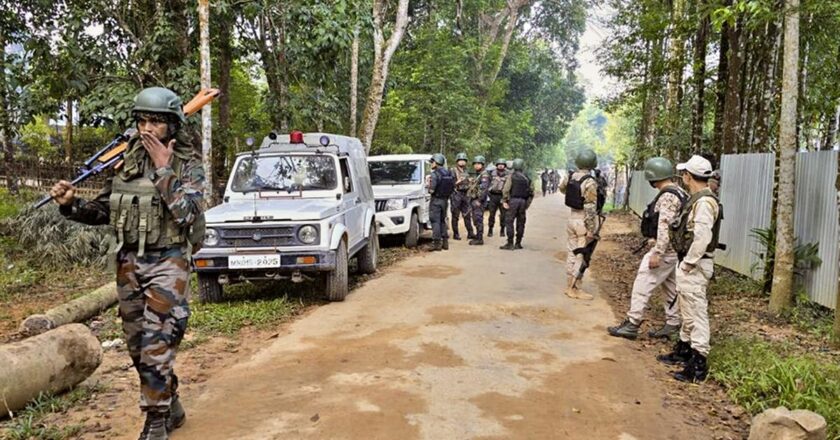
{"left": 0, "top": 323, "right": 102, "bottom": 417}
{"left": 20, "top": 282, "right": 117, "bottom": 336}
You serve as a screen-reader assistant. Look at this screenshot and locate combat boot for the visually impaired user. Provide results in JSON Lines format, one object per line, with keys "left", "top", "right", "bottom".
{"left": 467, "top": 233, "right": 476, "bottom": 240}
{"left": 431, "top": 240, "right": 442, "bottom": 251}
{"left": 514, "top": 242, "right": 523, "bottom": 250}
{"left": 453, "top": 233, "right": 461, "bottom": 241}
{"left": 648, "top": 323, "right": 680, "bottom": 339}
{"left": 656, "top": 340, "right": 692, "bottom": 365}
{"left": 487, "top": 228, "right": 494, "bottom": 237}
{"left": 674, "top": 349, "right": 708, "bottom": 383}
{"left": 500, "top": 228, "right": 506, "bottom": 237}
{"left": 167, "top": 395, "right": 186, "bottom": 432}
{"left": 500, "top": 242, "right": 515, "bottom": 250}
{"left": 138, "top": 411, "right": 168, "bottom": 440}
{"left": 442, "top": 238, "right": 449, "bottom": 250}
{"left": 607, "top": 319, "right": 640, "bottom": 340}
{"left": 469, "top": 237, "right": 484, "bottom": 246}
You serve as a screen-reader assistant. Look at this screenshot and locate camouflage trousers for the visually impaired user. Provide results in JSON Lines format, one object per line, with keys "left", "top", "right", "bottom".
{"left": 117, "top": 247, "right": 191, "bottom": 412}
{"left": 450, "top": 190, "right": 474, "bottom": 237}
{"left": 471, "top": 198, "right": 486, "bottom": 238}
{"left": 566, "top": 214, "right": 588, "bottom": 280}
{"left": 626, "top": 250, "right": 680, "bottom": 326}
{"left": 677, "top": 258, "right": 714, "bottom": 357}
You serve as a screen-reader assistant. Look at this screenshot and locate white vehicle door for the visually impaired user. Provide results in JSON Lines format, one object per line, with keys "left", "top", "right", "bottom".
{"left": 339, "top": 157, "right": 364, "bottom": 250}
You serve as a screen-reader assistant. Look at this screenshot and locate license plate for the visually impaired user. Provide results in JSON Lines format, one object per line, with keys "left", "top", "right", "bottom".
{"left": 228, "top": 254, "right": 281, "bottom": 269}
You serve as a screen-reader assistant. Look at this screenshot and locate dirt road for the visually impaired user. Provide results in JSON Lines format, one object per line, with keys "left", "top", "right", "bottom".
{"left": 164, "top": 196, "right": 714, "bottom": 440}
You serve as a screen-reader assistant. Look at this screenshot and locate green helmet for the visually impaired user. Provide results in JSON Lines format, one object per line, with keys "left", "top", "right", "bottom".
{"left": 132, "top": 87, "right": 186, "bottom": 123}
{"left": 643, "top": 157, "right": 674, "bottom": 182}
{"left": 506, "top": 160, "right": 514, "bottom": 169}
{"left": 495, "top": 158, "right": 507, "bottom": 166}
{"left": 455, "top": 152, "right": 468, "bottom": 162}
{"left": 430, "top": 153, "right": 446, "bottom": 166}
{"left": 473, "top": 155, "right": 486, "bottom": 165}
{"left": 574, "top": 149, "right": 597, "bottom": 170}
{"left": 512, "top": 158, "right": 525, "bottom": 171}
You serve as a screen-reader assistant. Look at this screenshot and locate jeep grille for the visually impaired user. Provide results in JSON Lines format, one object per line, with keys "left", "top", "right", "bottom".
{"left": 375, "top": 200, "right": 388, "bottom": 212}
{"left": 218, "top": 227, "right": 298, "bottom": 247}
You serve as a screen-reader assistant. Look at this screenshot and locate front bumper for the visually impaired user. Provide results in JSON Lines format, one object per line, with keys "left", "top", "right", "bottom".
{"left": 192, "top": 249, "right": 337, "bottom": 273}
{"left": 375, "top": 207, "right": 413, "bottom": 235}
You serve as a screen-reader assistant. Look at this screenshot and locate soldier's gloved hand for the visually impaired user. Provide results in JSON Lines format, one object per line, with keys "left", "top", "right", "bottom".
{"left": 649, "top": 252, "right": 661, "bottom": 269}
{"left": 50, "top": 180, "right": 76, "bottom": 206}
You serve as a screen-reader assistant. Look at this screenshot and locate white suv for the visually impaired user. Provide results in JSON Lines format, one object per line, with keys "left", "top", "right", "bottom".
{"left": 193, "top": 131, "right": 378, "bottom": 302}
{"left": 367, "top": 154, "right": 431, "bottom": 247}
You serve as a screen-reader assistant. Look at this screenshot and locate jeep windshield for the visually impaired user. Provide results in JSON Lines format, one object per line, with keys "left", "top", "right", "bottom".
{"left": 231, "top": 155, "right": 338, "bottom": 193}
{"left": 369, "top": 161, "right": 422, "bottom": 185}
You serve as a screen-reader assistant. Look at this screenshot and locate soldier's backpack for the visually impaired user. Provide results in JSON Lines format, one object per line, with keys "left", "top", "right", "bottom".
{"left": 434, "top": 168, "right": 455, "bottom": 198}
{"left": 565, "top": 174, "right": 605, "bottom": 212}
{"left": 640, "top": 187, "right": 687, "bottom": 238}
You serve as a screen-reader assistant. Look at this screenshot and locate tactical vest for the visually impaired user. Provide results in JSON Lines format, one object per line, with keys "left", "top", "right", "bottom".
{"left": 490, "top": 170, "right": 508, "bottom": 193}
{"left": 432, "top": 168, "right": 455, "bottom": 199}
{"left": 510, "top": 172, "right": 532, "bottom": 199}
{"left": 668, "top": 188, "right": 722, "bottom": 261}
{"left": 641, "top": 186, "right": 687, "bottom": 239}
{"left": 467, "top": 169, "right": 487, "bottom": 199}
{"left": 565, "top": 174, "right": 592, "bottom": 210}
{"left": 453, "top": 167, "right": 470, "bottom": 191}
{"left": 109, "top": 136, "right": 204, "bottom": 257}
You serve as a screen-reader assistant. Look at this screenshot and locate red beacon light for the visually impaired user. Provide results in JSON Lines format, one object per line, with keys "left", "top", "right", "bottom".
{"left": 290, "top": 130, "right": 305, "bottom": 144}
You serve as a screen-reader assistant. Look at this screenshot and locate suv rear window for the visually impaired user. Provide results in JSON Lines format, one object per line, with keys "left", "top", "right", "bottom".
{"left": 231, "top": 155, "right": 338, "bottom": 192}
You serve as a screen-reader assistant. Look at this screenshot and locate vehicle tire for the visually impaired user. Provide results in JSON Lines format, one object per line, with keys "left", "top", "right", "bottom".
{"left": 197, "top": 273, "right": 223, "bottom": 303}
{"left": 357, "top": 225, "right": 379, "bottom": 274}
{"left": 325, "top": 240, "right": 349, "bottom": 302}
{"left": 404, "top": 212, "right": 420, "bottom": 248}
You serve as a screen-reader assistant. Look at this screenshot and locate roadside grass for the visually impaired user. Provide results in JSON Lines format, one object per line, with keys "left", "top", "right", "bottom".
{"left": 786, "top": 291, "right": 835, "bottom": 341}
{"left": 708, "top": 268, "right": 764, "bottom": 298}
{"left": 1, "top": 385, "right": 102, "bottom": 440}
{"left": 711, "top": 337, "right": 840, "bottom": 439}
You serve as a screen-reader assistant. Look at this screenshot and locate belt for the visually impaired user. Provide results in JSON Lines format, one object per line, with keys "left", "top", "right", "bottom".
{"left": 490, "top": 191, "right": 503, "bottom": 195}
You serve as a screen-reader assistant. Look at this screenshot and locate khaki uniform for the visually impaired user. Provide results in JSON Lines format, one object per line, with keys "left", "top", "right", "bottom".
{"left": 676, "top": 195, "right": 719, "bottom": 357}
{"left": 627, "top": 188, "right": 682, "bottom": 326}
{"left": 560, "top": 171, "right": 599, "bottom": 280}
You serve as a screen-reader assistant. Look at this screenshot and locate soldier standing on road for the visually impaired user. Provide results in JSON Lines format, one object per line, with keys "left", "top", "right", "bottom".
{"left": 428, "top": 154, "right": 453, "bottom": 251}
{"left": 467, "top": 155, "right": 491, "bottom": 246}
{"left": 608, "top": 157, "right": 686, "bottom": 340}
{"left": 540, "top": 170, "right": 549, "bottom": 197}
{"left": 559, "top": 149, "right": 600, "bottom": 301}
{"left": 49, "top": 87, "right": 205, "bottom": 440}
{"left": 450, "top": 152, "right": 475, "bottom": 241}
{"left": 487, "top": 158, "right": 509, "bottom": 238}
{"left": 656, "top": 155, "right": 721, "bottom": 384}
{"left": 500, "top": 158, "right": 534, "bottom": 250}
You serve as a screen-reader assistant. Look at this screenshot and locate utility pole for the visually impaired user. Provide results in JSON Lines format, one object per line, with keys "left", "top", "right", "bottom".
{"left": 198, "top": 0, "right": 213, "bottom": 202}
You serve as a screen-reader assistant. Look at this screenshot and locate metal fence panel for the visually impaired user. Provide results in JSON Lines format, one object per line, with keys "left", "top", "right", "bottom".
{"left": 794, "top": 150, "right": 838, "bottom": 309}
{"left": 715, "top": 153, "right": 775, "bottom": 279}
{"left": 628, "top": 171, "right": 659, "bottom": 216}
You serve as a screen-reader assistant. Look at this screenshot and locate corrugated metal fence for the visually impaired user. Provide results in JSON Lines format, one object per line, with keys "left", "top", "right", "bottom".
{"left": 626, "top": 151, "right": 838, "bottom": 309}
{"left": 716, "top": 153, "right": 775, "bottom": 278}
{"left": 793, "top": 151, "right": 838, "bottom": 309}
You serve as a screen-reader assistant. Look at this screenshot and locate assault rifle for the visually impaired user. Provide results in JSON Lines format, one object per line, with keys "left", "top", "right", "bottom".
{"left": 33, "top": 88, "right": 220, "bottom": 209}
{"left": 571, "top": 214, "right": 607, "bottom": 287}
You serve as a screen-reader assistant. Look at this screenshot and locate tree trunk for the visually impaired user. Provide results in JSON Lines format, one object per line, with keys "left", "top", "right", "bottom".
{"left": 198, "top": 0, "right": 213, "bottom": 204}
{"left": 0, "top": 324, "right": 102, "bottom": 417}
{"left": 64, "top": 99, "right": 73, "bottom": 162}
{"left": 350, "top": 28, "right": 360, "bottom": 137}
{"left": 722, "top": 16, "right": 743, "bottom": 154}
{"left": 663, "top": 0, "right": 687, "bottom": 161}
{"left": 712, "top": 6, "right": 730, "bottom": 158}
{"left": 691, "top": 8, "right": 709, "bottom": 153}
{"left": 358, "top": 0, "right": 410, "bottom": 153}
{"left": 20, "top": 282, "right": 117, "bottom": 336}
{"left": 213, "top": 15, "right": 233, "bottom": 207}
{"left": 769, "top": 0, "right": 799, "bottom": 314}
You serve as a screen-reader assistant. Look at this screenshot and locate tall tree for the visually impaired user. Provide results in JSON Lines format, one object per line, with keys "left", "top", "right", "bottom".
{"left": 769, "top": 0, "right": 800, "bottom": 313}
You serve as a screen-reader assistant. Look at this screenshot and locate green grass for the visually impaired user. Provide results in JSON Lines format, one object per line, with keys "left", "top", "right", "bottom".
{"left": 708, "top": 267, "right": 764, "bottom": 298}
{"left": 1, "top": 385, "right": 101, "bottom": 440}
{"left": 786, "top": 291, "right": 835, "bottom": 340}
{"left": 711, "top": 337, "right": 840, "bottom": 439}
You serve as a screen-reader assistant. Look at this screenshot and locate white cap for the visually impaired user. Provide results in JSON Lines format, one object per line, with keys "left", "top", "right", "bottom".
{"left": 676, "top": 155, "right": 713, "bottom": 178}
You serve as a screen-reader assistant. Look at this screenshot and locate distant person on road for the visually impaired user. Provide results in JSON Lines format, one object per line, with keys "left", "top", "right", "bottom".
{"left": 560, "top": 149, "right": 600, "bottom": 300}
{"left": 500, "top": 158, "right": 534, "bottom": 250}
{"left": 450, "top": 152, "right": 475, "bottom": 241}
{"left": 657, "top": 155, "right": 721, "bottom": 384}
{"left": 608, "top": 157, "right": 686, "bottom": 340}
{"left": 467, "top": 155, "right": 491, "bottom": 246}
{"left": 541, "top": 170, "right": 549, "bottom": 197}
{"left": 428, "top": 154, "right": 454, "bottom": 251}
{"left": 487, "top": 158, "right": 509, "bottom": 238}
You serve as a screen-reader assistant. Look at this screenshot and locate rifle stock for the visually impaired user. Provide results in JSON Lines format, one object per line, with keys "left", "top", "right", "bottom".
{"left": 33, "top": 88, "right": 220, "bottom": 210}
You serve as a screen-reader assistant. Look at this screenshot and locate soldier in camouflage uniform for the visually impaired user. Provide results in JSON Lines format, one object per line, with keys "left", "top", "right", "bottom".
{"left": 500, "top": 158, "right": 534, "bottom": 250}
{"left": 468, "top": 155, "right": 491, "bottom": 245}
{"left": 487, "top": 158, "right": 509, "bottom": 238}
{"left": 559, "top": 149, "right": 600, "bottom": 301}
{"left": 449, "top": 152, "right": 475, "bottom": 240}
{"left": 50, "top": 87, "right": 205, "bottom": 440}
{"left": 608, "top": 157, "right": 685, "bottom": 340}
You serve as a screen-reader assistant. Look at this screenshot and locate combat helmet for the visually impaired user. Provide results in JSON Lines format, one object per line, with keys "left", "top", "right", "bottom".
{"left": 495, "top": 158, "right": 507, "bottom": 166}
{"left": 455, "top": 152, "right": 468, "bottom": 162}
{"left": 473, "top": 155, "right": 486, "bottom": 165}
{"left": 574, "top": 149, "right": 597, "bottom": 170}
{"left": 643, "top": 157, "right": 673, "bottom": 182}
{"left": 430, "top": 153, "right": 446, "bottom": 166}
{"left": 132, "top": 87, "right": 186, "bottom": 123}
{"left": 512, "top": 158, "right": 525, "bottom": 171}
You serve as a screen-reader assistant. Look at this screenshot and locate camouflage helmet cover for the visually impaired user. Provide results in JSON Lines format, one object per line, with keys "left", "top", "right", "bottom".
{"left": 473, "top": 155, "right": 486, "bottom": 165}
{"left": 455, "top": 152, "right": 468, "bottom": 162}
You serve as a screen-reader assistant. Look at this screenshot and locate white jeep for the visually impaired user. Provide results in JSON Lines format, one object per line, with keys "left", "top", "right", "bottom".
{"left": 193, "top": 131, "right": 378, "bottom": 302}
{"left": 367, "top": 154, "right": 432, "bottom": 248}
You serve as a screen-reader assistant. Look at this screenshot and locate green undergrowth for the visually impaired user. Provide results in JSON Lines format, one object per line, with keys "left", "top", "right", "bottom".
{"left": 1, "top": 385, "right": 102, "bottom": 440}
{"left": 708, "top": 268, "right": 764, "bottom": 298}
{"left": 711, "top": 337, "right": 840, "bottom": 439}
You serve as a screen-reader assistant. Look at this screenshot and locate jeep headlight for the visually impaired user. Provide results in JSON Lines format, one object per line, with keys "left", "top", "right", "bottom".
{"left": 297, "top": 225, "right": 318, "bottom": 244}
{"left": 204, "top": 228, "right": 219, "bottom": 246}
{"left": 385, "top": 198, "right": 408, "bottom": 211}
